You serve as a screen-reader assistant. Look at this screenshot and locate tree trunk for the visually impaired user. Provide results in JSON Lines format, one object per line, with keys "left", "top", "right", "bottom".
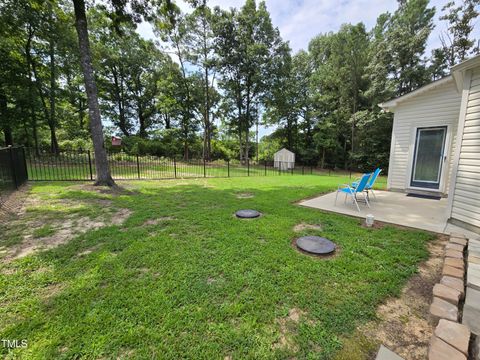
{"left": 0, "top": 92, "right": 13, "bottom": 146}
{"left": 73, "top": 0, "right": 114, "bottom": 186}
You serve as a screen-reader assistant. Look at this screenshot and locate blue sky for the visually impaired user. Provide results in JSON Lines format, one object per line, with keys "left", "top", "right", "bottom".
{"left": 136, "top": 0, "right": 480, "bottom": 138}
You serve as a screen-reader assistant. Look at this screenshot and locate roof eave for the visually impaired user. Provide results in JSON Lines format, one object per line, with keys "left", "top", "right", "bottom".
{"left": 377, "top": 76, "right": 454, "bottom": 112}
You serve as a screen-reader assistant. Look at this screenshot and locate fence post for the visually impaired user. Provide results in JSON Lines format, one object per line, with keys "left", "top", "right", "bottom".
{"left": 173, "top": 157, "right": 177, "bottom": 178}
{"left": 136, "top": 154, "right": 140, "bottom": 179}
{"left": 264, "top": 161, "right": 267, "bottom": 176}
{"left": 302, "top": 165, "right": 304, "bottom": 175}
{"left": 279, "top": 163, "right": 281, "bottom": 176}
{"left": 310, "top": 166, "right": 313, "bottom": 174}
{"left": 291, "top": 166, "right": 294, "bottom": 175}
{"left": 87, "top": 150, "right": 93, "bottom": 180}
{"left": 203, "top": 158, "right": 206, "bottom": 178}
{"left": 247, "top": 159, "right": 250, "bottom": 176}
{"left": 22, "top": 147, "right": 29, "bottom": 181}
{"left": 227, "top": 160, "right": 230, "bottom": 177}
{"left": 8, "top": 146, "right": 18, "bottom": 189}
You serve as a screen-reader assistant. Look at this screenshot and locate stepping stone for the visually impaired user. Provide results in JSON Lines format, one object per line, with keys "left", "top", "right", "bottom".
{"left": 429, "top": 297, "right": 458, "bottom": 324}
{"left": 445, "top": 257, "right": 464, "bottom": 270}
{"left": 434, "top": 319, "right": 470, "bottom": 355}
{"left": 469, "top": 254, "right": 480, "bottom": 265}
{"left": 446, "top": 243, "right": 465, "bottom": 252}
{"left": 467, "top": 270, "right": 480, "bottom": 291}
{"left": 375, "top": 345, "right": 404, "bottom": 360}
{"left": 470, "top": 247, "right": 480, "bottom": 257}
{"left": 470, "top": 238, "right": 480, "bottom": 246}
{"left": 469, "top": 243, "right": 480, "bottom": 252}
{"left": 450, "top": 237, "right": 468, "bottom": 246}
{"left": 235, "top": 210, "right": 261, "bottom": 219}
{"left": 433, "top": 283, "right": 462, "bottom": 306}
{"left": 463, "top": 287, "right": 480, "bottom": 335}
{"left": 446, "top": 249, "right": 463, "bottom": 259}
{"left": 443, "top": 265, "right": 464, "bottom": 279}
{"left": 441, "top": 276, "right": 465, "bottom": 297}
{"left": 429, "top": 336, "right": 467, "bottom": 360}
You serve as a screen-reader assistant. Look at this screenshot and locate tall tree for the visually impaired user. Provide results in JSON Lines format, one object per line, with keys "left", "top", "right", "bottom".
{"left": 388, "top": 0, "right": 435, "bottom": 96}
{"left": 214, "top": 0, "right": 286, "bottom": 161}
{"left": 72, "top": 0, "right": 114, "bottom": 186}
{"left": 184, "top": 1, "right": 218, "bottom": 160}
{"left": 436, "top": 0, "right": 480, "bottom": 67}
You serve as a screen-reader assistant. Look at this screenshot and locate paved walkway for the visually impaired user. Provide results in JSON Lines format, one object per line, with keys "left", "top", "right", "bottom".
{"left": 299, "top": 190, "right": 479, "bottom": 236}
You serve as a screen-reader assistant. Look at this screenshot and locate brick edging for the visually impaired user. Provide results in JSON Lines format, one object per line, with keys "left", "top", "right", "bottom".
{"left": 427, "top": 233, "right": 477, "bottom": 359}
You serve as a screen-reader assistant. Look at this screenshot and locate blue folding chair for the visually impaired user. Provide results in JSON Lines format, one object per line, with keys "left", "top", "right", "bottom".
{"left": 352, "top": 168, "right": 382, "bottom": 200}
{"left": 335, "top": 173, "right": 371, "bottom": 212}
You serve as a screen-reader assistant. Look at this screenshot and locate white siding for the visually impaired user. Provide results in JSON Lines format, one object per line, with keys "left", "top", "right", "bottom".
{"left": 451, "top": 69, "right": 480, "bottom": 228}
{"left": 387, "top": 80, "right": 461, "bottom": 193}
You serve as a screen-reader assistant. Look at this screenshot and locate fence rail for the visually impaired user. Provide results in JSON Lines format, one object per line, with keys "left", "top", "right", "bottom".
{"left": 24, "top": 148, "right": 330, "bottom": 181}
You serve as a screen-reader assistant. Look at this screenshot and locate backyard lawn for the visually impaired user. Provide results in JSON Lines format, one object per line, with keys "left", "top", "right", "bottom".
{"left": 0, "top": 175, "right": 433, "bottom": 359}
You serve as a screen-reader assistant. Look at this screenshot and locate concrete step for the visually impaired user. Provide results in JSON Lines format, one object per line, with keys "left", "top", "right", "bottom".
{"left": 463, "top": 287, "right": 480, "bottom": 335}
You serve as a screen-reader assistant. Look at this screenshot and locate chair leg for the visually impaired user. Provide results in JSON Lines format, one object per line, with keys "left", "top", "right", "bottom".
{"left": 364, "top": 193, "right": 371, "bottom": 208}
{"left": 344, "top": 193, "right": 347, "bottom": 204}
{"left": 352, "top": 194, "right": 360, "bottom": 212}
{"left": 335, "top": 190, "right": 339, "bottom": 205}
{"left": 371, "top": 189, "right": 376, "bottom": 200}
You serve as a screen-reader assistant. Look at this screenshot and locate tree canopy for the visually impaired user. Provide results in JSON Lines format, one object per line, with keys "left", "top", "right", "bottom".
{"left": 1, "top": 0, "right": 479, "bottom": 172}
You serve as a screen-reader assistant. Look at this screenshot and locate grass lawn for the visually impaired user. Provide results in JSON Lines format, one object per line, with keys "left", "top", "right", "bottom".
{"left": 0, "top": 175, "right": 431, "bottom": 359}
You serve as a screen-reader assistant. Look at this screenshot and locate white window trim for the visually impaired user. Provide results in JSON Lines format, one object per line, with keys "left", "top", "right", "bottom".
{"left": 405, "top": 124, "right": 452, "bottom": 194}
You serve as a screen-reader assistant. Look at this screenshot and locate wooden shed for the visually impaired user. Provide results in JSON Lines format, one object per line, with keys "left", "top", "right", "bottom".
{"left": 274, "top": 148, "right": 295, "bottom": 171}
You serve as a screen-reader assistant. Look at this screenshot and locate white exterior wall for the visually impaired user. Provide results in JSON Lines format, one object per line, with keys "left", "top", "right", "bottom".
{"left": 450, "top": 69, "right": 480, "bottom": 228}
{"left": 387, "top": 80, "right": 462, "bottom": 194}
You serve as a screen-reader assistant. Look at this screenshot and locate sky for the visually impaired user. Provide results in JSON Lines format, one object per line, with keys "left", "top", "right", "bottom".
{"left": 136, "top": 0, "right": 480, "bottom": 138}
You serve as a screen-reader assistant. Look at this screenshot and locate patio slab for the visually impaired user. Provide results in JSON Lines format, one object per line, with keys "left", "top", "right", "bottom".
{"left": 299, "top": 190, "right": 480, "bottom": 236}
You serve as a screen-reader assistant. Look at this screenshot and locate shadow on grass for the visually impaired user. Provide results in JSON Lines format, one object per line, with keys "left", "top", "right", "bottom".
{"left": 0, "top": 177, "right": 432, "bottom": 359}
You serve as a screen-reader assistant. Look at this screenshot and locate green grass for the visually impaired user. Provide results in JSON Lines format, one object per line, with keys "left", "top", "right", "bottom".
{"left": 0, "top": 175, "right": 429, "bottom": 359}
{"left": 32, "top": 225, "right": 56, "bottom": 239}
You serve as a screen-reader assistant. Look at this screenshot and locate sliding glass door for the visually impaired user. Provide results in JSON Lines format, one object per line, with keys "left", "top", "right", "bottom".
{"left": 410, "top": 127, "right": 447, "bottom": 190}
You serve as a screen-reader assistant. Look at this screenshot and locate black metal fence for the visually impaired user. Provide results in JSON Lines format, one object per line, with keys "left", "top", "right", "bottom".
{"left": 0, "top": 146, "right": 28, "bottom": 202}
{"left": 24, "top": 148, "right": 331, "bottom": 181}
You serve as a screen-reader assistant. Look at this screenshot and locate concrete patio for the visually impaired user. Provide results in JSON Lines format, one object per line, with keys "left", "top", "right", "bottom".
{"left": 299, "top": 190, "right": 479, "bottom": 237}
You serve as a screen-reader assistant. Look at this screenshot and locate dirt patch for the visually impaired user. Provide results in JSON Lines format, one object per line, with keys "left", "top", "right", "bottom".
{"left": 143, "top": 216, "right": 176, "bottom": 226}
{"left": 273, "top": 308, "right": 306, "bottom": 351}
{"left": 293, "top": 223, "right": 323, "bottom": 232}
{"left": 335, "top": 234, "right": 447, "bottom": 360}
{"left": 4, "top": 205, "right": 132, "bottom": 261}
{"left": 235, "top": 192, "right": 254, "bottom": 199}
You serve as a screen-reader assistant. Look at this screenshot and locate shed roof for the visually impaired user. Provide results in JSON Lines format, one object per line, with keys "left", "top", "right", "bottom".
{"left": 275, "top": 148, "right": 294, "bottom": 155}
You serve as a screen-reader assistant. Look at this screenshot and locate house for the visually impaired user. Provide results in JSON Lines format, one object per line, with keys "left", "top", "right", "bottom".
{"left": 274, "top": 148, "right": 295, "bottom": 170}
{"left": 380, "top": 54, "right": 480, "bottom": 233}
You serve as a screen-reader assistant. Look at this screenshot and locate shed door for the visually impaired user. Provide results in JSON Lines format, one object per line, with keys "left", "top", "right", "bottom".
{"left": 410, "top": 126, "right": 447, "bottom": 190}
